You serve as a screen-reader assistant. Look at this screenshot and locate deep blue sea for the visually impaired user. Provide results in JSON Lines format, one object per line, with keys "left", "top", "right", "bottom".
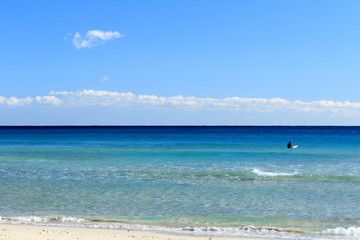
{"left": 0, "top": 126, "right": 360, "bottom": 239}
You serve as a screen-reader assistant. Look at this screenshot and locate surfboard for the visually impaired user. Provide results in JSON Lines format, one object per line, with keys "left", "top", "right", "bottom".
{"left": 291, "top": 145, "right": 298, "bottom": 148}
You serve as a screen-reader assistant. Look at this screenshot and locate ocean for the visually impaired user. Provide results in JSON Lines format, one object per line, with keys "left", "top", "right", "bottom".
{"left": 0, "top": 126, "right": 359, "bottom": 239}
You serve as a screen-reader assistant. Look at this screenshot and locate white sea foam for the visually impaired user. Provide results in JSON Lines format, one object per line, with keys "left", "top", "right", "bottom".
{"left": 1, "top": 216, "right": 87, "bottom": 223}
{"left": 7, "top": 215, "right": 356, "bottom": 239}
{"left": 252, "top": 168, "right": 297, "bottom": 177}
{"left": 321, "top": 227, "right": 360, "bottom": 236}
{"left": 0, "top": 216, "right": 310, "bottom": 239}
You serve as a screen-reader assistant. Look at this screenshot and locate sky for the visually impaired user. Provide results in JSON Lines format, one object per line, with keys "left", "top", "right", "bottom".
{"left": 1, "top": 0, "right": 360, "bottom": 125}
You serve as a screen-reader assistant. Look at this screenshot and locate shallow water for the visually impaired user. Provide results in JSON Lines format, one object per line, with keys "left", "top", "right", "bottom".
{"left": 0, "top": 126, "right": 360, "bottom": 239}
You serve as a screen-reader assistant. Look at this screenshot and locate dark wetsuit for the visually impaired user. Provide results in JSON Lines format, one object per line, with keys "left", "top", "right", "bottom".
{"left": 287, "top": 141, "right": 292, "bottom": 148}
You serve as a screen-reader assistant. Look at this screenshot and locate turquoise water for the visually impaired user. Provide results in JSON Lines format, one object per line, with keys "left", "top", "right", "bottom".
{"left": 0, "top": 126, "right": 360, "bottom": 239}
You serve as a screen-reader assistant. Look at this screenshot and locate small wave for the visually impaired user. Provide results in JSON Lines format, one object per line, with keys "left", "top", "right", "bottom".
{"left": 322, "top": 227, "right": 360, "bottom": 236}
{"left": 231, "top": 225, "right": 303, "bottom": 234}
{"left": 252, "top": 168, "right": 297, "bottom": 177}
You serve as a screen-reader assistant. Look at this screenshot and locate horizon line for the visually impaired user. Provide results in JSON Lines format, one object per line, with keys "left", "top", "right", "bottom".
{"left": 0, "top": 125, "right": 359, "bottom": 127}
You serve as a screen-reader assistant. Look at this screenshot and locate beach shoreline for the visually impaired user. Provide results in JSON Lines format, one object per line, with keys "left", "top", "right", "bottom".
{"left": 0, "top": 223, "right": 276, "bottom": 240}
{"left": 1, "top": 127, "right": 359, "bottom": 239}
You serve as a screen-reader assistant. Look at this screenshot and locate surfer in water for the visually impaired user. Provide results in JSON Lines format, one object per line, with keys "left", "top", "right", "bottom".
{"left": 287, "top": 141, "right": 298, "bottom": 148}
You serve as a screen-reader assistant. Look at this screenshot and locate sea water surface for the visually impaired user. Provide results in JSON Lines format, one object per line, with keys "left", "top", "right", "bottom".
{"left": 0, "top": 126, "right": 360, "bottom": 239}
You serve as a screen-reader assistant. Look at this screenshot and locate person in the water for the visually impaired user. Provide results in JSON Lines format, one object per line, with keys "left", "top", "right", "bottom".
{"left": 287, "top": 141, "right": 292, "bottom": 148}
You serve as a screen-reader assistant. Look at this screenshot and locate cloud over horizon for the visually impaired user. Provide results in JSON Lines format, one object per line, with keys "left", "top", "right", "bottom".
{"left": 72, "top": 30, "right": 123, "bottom": 49}
{"left": 0, "top": 95, "right": 61, "bottom": 106}
{"left": 1, "top": 90, "right": 360, "bottom": 118}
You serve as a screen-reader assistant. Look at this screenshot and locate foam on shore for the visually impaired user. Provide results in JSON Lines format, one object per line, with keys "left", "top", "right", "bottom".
{"left": 3, "top": 215, "right": 360, "bottom": 239}
{"left": 0, "top": 215, "right": 309, "bottom": 239}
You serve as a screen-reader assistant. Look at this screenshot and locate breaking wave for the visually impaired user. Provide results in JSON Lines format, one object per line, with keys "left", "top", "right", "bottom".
{"left": 321, "top": 227, "right": 360, "bottom": 237}
{"left": 252, "top": 168, "right": 297, "bottom": 177}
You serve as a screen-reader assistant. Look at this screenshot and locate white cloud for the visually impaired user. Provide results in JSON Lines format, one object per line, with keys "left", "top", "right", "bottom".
{"left": 6, "top": 97, "right": 34, "bottom": 106}
{"left": 72, "top": 30, "right": 123, "bottom": 49}
{"left": 0, "top": 96, "right": 61, "bottom": 106}
{"left": 34, "top": 96, "right": 62, "bottom": 105}
{"left": 2, "top": 90, "right": 360, "bottom": 118}
{"left": 101, "top": 76, "right": 110, "bottom": 82}
{"left": 44, "top": 89, "right": 360, "bottom": 117}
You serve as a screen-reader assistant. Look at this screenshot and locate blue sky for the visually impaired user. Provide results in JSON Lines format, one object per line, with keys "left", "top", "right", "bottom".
{"left": 1, "top": 0, "right": 360, "bottom": 125}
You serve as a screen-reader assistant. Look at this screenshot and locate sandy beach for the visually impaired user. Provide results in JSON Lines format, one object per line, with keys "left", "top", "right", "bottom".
{"left": 0, "top": 224, "right": 274, "bottom": 240}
